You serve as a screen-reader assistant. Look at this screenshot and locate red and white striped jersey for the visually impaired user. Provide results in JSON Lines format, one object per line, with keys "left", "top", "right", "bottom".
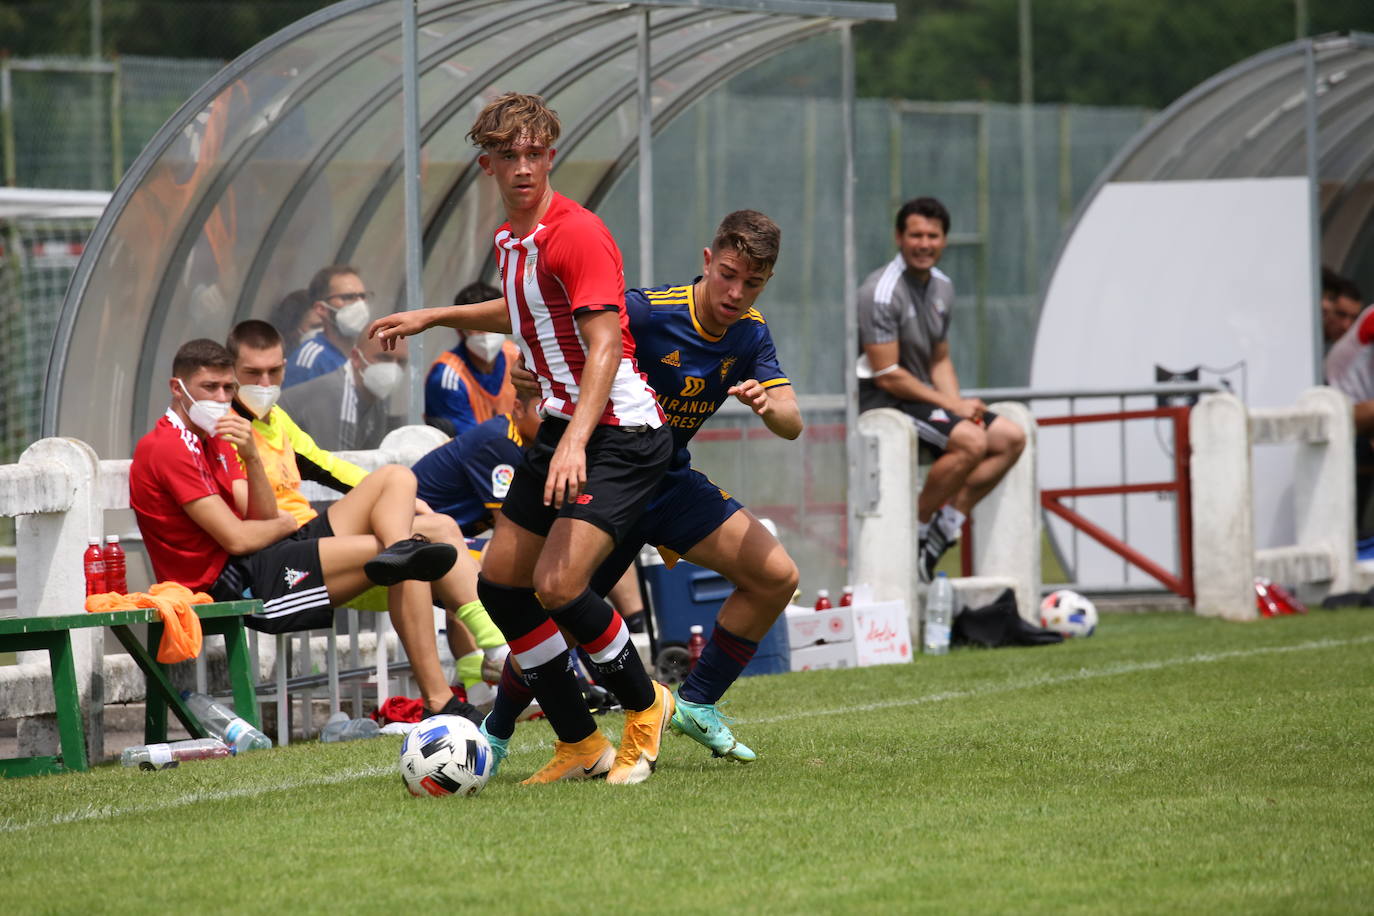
{"left": 493, "top": 192, "right": 663, "bottom": 428}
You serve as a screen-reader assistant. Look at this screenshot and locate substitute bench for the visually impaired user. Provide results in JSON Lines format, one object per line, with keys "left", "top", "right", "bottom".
{"left": 0, "top": 599, "right": 261, "bottom": 777}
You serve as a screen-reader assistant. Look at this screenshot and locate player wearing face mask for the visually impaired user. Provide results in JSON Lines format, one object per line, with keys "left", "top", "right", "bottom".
{"left": 283, "top": 265, "right": 373, "bottom": 388}
{"left": 278, "top": 323, "right": 408, "bottom": 451}
{"left": 423, "top": 282, "right": 520, "bottom": 437}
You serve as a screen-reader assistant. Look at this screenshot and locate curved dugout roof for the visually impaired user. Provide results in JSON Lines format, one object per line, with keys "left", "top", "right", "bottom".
{"left": 1050, "top": 32, "right": 1374, "bottom": 301}
{"left": 47, "top": 0, "right": 892, "bottom": 458}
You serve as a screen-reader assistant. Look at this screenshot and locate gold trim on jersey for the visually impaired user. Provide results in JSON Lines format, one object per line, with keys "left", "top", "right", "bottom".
{"left": 506, "top": 416, "right": 524, "bottom": 448}
{"left": 761, "top": 377, "right": 792, "bottom": 389}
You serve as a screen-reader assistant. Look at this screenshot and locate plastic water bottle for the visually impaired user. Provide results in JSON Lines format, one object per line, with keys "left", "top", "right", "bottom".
{"left": 839, "top": 586, "right": 854, "bottom": 607}
{"left": 121, "top": 738, "right": 230, "bottom": 770}
{"left": 82, "top": 537, "right": 106, "bottom": 596}
{"left": 924, "top": 573, "right": 953, "bottom": 655}
{"left": 320, "top": 711, "right": 381, "bottom": 743}
{"left": 1266, "top": 580, "right": 1307, "bottom": 615}
{"left": 814, "top": 589, "right": 833, "bottom": 611}
{"left": 687, "top": 625, "right": 706, "bottom": 669}
{"left": 181, "top": 691, "right": 273, "bottom": 752}
{"left": 102, "top": 535, "right": 127, "bottom": 594}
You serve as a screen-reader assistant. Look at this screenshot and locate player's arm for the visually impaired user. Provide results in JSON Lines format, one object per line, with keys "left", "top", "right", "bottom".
{"left": 546, "top": 309, "right": 619, "bottom": 507}
{"left": 183, "top": 493, "right": 296, "bottom": 556}
{"left": 728, "top": 381, "right": 803, "bottom": 439}
{"left": 1353, "top": 399, "right": 1374, "bottom": 437}
{"left": 216, "top": 412, "right": 278, "bottom": 521}
{"left": 368, "top": 299, "right": 512, "bottom": 350}
{"left": 865, "top": 340, "right": 985, "bottom": 421}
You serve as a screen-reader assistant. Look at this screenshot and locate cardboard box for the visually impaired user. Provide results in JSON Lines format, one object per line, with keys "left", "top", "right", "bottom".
{"left": 789, "top": 641, "right": 858, "bottom": 671}
{"left": 784, "top": 604, "right": 855, "bottom": 648}
{"left": 852, "top": 600, "right": 913, "bottom": 667}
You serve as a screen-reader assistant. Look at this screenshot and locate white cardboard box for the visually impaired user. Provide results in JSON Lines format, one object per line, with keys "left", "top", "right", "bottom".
{"left": 784, "top": 604, "right": 855, "bottom": 648}
{"left": 852, "top": 600, "right": 913, "bottom": 667}
{"left": 789, "top": 641, "right": 858, "bottom": 671}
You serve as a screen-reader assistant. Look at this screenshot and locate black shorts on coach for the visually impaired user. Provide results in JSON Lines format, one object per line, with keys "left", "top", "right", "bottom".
{"left": 502, "top": 417, "right": 674, "bottom": 543}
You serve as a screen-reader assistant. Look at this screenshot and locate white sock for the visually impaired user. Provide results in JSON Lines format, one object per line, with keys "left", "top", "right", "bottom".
{"left": 939, "top": 506, "right": 967, "bottom": 541}
{"left": 918, "top": 519, "right": 931, "bottom": 542}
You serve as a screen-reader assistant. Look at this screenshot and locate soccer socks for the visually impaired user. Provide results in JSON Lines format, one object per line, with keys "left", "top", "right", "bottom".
{"left": 547, "top": 588, "right": 656, "bottom": 712}
{"left": 454, "top": 599, "right": 506, "bottom": 649}
{"left": 679, "top": 624, "right": 758, "bottom": 706}
{"left": 938, "top": 506, "right": 967, "bottom": 542}
{"left": 476, "top": 576, "right": 597, "bottom": 744}
{"left": 456, "top": 650, "right": 485, "bottom": 689}
{"left": 484, "top": 655, "right": 536, "bottom": 741}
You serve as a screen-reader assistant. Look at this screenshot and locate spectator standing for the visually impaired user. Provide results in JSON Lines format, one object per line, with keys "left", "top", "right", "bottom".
{"left": 284, "top": 265, "right": 371, "bottom": 388}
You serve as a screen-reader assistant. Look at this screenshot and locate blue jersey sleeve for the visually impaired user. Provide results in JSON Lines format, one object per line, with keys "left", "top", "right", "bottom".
{"left": 424, "top": 362, "right": 480, "bottom": 435}
{"left": 746, "top": 321, "right": 790, "bottom": 389}
{"left": 459, "top": 435, "right": 525, "bottom": 510}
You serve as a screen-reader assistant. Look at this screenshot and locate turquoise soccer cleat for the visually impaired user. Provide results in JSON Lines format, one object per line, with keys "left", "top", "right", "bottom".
{"left": 479, "top": 718, "right": 510, "bottom": 777}
{"left": 670, "top": 694, "right": 756, "bottom": 762}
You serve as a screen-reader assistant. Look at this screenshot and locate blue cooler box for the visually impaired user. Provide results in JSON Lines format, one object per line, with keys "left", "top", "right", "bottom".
{"left": 639, "top": 554, "right": 790, "bottom": 677}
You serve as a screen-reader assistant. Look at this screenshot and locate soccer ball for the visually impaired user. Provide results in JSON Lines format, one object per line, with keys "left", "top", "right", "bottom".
{"left": 1039, "top": 590, "right": 1098, "bottom": 638}
{"left": 399, "top": 715, "right": 493, "bottom": 797}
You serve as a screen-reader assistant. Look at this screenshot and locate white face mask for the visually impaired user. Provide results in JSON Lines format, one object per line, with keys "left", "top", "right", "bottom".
{"left": 465, "top": 332, "right": 505, "bottom": 363}
{"left": 359, "top": 359, "right": 403, "bottom": 400}
{"left": 177, "top": 379, "right": 231, "bottom": 435}
{"left": 238, "top": 384, "right": 281, "bottom": 419}
{"left": 331, "top": 298, "right": 370, "bottom": 338}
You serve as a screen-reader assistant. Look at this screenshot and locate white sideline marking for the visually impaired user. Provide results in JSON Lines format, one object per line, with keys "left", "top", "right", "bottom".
{"left": 745, "top": 635, "right": 1374, "bottom": 726}
{"left": 3, "top": 635, "right": 1369, "bottom": 833}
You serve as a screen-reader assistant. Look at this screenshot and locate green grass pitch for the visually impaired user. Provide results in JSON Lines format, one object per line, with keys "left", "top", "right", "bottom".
{"left": 3, "top": 610, "right": 1372, "bottom": 913}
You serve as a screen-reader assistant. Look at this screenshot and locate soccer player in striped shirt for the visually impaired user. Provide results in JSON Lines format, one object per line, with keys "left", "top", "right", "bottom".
{"left": 373, "top": 93, "right": 675, "bottom": 785}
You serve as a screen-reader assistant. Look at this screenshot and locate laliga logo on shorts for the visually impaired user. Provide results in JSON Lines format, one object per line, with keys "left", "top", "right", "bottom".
{"left": 283, "top": 567, "right": 310, "bottom": 589}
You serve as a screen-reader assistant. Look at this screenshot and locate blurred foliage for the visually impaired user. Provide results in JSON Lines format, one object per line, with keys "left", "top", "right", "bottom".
{"left": 1, "top": 0, "right": 1373, "bottom": 108}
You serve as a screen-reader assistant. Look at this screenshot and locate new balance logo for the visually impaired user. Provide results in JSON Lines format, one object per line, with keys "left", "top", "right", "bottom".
{"left": 283, "top": 567, "right": 310, "bottom": 589}
{"left": 661, "top": 350, "right": 681, "bottom": 367}
{"left": 574, "top": 493, "right": 594, "bottom": 505}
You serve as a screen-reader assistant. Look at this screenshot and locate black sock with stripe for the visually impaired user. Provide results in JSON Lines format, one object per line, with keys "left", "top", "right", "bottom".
{"left": 548, "top": 588, "right": 656, "bottom": 712}
{"left": 679, "top": 623, "right": 758, "bottom": 705}
{"left": 476, "top": 576, "right": 596, "bottom": 743}
{"left": 483, "top": 655, "right": 535, "bottom": 741}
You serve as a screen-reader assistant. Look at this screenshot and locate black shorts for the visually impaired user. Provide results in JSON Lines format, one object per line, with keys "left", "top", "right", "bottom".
{"left": 293, "top": 511, "right": 334, "bottom": 541}
{"left": 886, "top": 402, "right": 1000, "bottom": 460}
{"left": 502, "top": 417, "right": 674, "bottom": 543}
{"left": 209, "top": 535, "right": 334, "bottom": 634}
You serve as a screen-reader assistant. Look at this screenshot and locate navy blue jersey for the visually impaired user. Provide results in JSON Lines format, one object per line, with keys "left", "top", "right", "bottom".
{"left": 412, "top": 415, "right": 525, "bottom": 530}
{"left": 627, "top": 282, "right": 789, "bottom": 462}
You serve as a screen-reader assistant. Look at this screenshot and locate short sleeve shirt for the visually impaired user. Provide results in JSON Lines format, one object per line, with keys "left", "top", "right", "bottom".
{"left": 1324, "top": 304, "right": 1374, "bottom": 401}
{"left": 412, "top": 415, "right": 526, "bottom": 529}
{"left": 856, "top": 255, "right": 954, "bottom": 411}
{"left": 129, "top": 411, "right": 247, "bottom": 589}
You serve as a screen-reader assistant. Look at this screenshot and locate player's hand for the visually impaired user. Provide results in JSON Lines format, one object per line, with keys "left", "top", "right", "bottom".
{"left": 953, "top": 397, "right": 987, "bottom": 423}
{"left": 368, "top": 309, "right": 433, "bottom": 351}
{"left": 728, "top": 379, "right": 771, "bottom": 417}
{"left": 414, "top": 498, "right": 434, "bottom": 515}
{"left": 275, "top": 510, "right": 298, "bottom": 536}
{"left": 216, "top": 412, "right": 256, "bottom": 453}
{"left": 544, "top": 440, "right": 586, "bottom": 508}
{"left": 510, "top": 361, "right": 541, "bottom": 399}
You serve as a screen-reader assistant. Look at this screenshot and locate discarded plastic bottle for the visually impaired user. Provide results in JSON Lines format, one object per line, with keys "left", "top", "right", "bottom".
{"left": 687, "top": 625, "right": 706, "bottom": 669}
{"left": 924, "top": 573, "right": 953, "bottom": 656}
{"left": 1266, "top": 580, "right": 1307, "bottom": 615}
{"left": 102, "top": 535, "right": 127, "bottom": 595}
{"left": 839, "top": 586, "right": 854, "bottom": 607}
{"left": 814, "top": 589, "right": 833, "bottom": 611}
{"left": 320, "top": 711, "right": 381, "bottom": 743}
{"left": 83, "top": 538, "right": 106, "bottom": 596}
{"left": 1253, "top": 578, "right": 1283, "bottom": 618}
{"left": 121, "top": 738, "right": 230, "bottom": 770}
{"left": 181, "top": 691, "right": 273, "bottom": 753}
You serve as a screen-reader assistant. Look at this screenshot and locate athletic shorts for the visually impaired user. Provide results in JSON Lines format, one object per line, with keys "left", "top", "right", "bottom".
{"left": 501, "top": 416, "right": 674, "bottom": 543}
{"left": 209, "top": 535, "right": 334, "bottom": 634}
{"left": 886, "top": 402, "right": 1000, "bottom": 459}
{"left": 293, "top": 511, "right": 334, "bottom": 541}
{"left": 588, "top": 465, "right": 744, "bottom": 596}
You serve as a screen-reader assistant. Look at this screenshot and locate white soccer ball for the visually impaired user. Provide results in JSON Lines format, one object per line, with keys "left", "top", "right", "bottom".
{"left": 1039, "top": 590, "right": 1098, "bottom": 638}
{"left": 399, "top": 715, "right": 493, "bottom": 797}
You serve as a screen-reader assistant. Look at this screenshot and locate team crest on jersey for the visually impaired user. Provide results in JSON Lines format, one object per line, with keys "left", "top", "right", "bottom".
{"left": 718, "top": 356, "right": 737, "bottom": 381}
{"left": 524, "top": 252, "right": 538, "bottom": 284}
{"left": 661, "top": 350, "right": 681, "bottom": 368}
{"left": 491, "top": 463, "right": 515, "bottom": 499}
{"left": 283, "top": 567, "right": 310, "bottom": 589}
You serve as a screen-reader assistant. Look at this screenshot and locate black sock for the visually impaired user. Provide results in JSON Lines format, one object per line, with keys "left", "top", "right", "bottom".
{"left": 679, "top": 623, "right": 758, "bottom": 705}
{"left": 484, "top": 655, "right": 534, "bottom": 741}
{"left": 476, "top": 576, "right": 596, "bottom": 743}
{"left": 548, "top": 588, "right": 655, "bottom": 711}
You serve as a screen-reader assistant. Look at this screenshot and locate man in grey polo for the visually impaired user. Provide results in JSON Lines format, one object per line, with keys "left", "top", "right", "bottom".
{"left": 857, "top": 196, "right": 1026, "bottom": 582}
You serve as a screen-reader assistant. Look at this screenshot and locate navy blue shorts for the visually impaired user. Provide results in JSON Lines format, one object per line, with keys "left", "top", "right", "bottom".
{"left": 589, "top": 465, "right": 744, "bottom": 595}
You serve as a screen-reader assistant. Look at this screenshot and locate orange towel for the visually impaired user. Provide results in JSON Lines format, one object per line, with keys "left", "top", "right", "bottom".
{"left": 85, "top": 582, "right": 211, "bottom": 664}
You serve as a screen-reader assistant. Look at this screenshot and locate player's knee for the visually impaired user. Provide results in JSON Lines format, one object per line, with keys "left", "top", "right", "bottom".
{"left": 948, "top": 424, "right": 987, "bottom": 464}
{"left": 532, "top": 569, "right": 579, "bottom": 610}
{"left": 414, "top": 511, "right": 460, "bottom": 544}
{"left": 377, "top": 463, "right": 417, "bottom": 489}
{"left": 741, "top": 550, "right": 799, "bottom": 604}
{"left": 1001, "top": 420, "right": 1027, "bottom": 460}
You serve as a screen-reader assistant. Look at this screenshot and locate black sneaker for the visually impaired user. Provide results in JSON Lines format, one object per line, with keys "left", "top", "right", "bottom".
{"left": 425, "top": 694, "right": 484, "bottom": 726}
{"left": 364, "top": 535, "right": 457, "bottom": 586}
{"left": 918, "top": 523, "right": 950, "bottom": 584}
